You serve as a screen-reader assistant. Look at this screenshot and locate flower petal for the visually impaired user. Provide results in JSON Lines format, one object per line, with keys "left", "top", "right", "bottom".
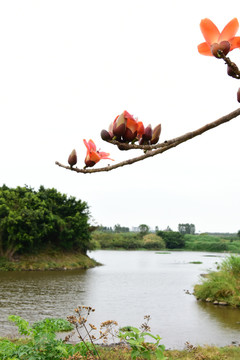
{"left": 219, "top": 18, "right": 239, "bottom": 42}
{"left": 137, "top": 121, "right": 144, "bottom": 138}
{"left": 200, "top": 18, "right": 220, "bottom": 45}
{"left": 197, "top": 42, "right": 213, "bottom": 56}
{"left": 98, "top": 151, "right": 114, "bottom": 161}
{"left": 83, "top": 139, "right": 90, "bottom": 152}
{"left": 126, "top": 118, "right": 138, "bottom": 133}
{"left": 85, "top": 151, "right": 100, "bottom": 164}
{"left": 88, "top": 139, "right": 97, "bottom": 152}
{"left": 230, "top": 36, "right": 240, "bottom": 50}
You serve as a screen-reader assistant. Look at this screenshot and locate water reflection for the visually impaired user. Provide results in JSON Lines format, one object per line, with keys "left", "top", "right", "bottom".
{"left": 0, "top": 250, "right": 239, "bottom": 348}
{"left": 197, "top": 301, "right": 240, "bottom": 330}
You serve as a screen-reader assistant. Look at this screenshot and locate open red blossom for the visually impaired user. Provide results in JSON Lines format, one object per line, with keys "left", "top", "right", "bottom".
{"left": 198, "top": 18, "right": 240, "bottom": 57}
{"left": 83, "top": 139, "right": 113, "bottom": 167}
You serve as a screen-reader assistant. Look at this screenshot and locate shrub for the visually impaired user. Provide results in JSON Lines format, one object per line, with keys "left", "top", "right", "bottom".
{"left": 194, "top": 255, "right": 240, "bottom": 306}
{"left": 142, "top": 234, "right": 165, "bottom": 249}
{"left": 156, "top": 231, "right": 185, "bottom": 249}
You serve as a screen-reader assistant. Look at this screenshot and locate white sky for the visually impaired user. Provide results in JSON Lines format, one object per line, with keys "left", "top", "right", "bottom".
{"left": 0, "top": 0, "right": 240, "bottom": 233}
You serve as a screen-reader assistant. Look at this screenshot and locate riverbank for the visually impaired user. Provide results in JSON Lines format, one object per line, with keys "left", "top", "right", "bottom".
{"left": 0, "top": 250, "right": 100, "bottom": 271}
{"left": 2, "top": 336, "right": 240, "bottom": 360}
{"left": 194, "top": 255, "right": 240, "bottom": 307}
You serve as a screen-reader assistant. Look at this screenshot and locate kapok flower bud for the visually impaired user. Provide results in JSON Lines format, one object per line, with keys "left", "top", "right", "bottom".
{"left": 123, "top": 128, "right": 137, "bottom": 142}
{"left": 237, "top": 88, "right": 240, "bottom": 103}
{"left": 85, "top": 160, "right": 96, "bottom": 167}
{"left": 142, "top": 124, "right": 152, "bottom": 141}
{"left": 68, "top": 149, "right": 77, "bottom": 167}
{"left": 151, "top": 124, "right": 161, "bottom": 144}
{"left": 211, "top": 41, "right": 230, "bottom": 58}
{"left": 139, "top": 138, "right": 147, "bottom": 145}
{"left": 113, "top": 113, "right": 127, "bottom": 137}
{"left": 101, "top": 129, "right": 112, "bottom": 141}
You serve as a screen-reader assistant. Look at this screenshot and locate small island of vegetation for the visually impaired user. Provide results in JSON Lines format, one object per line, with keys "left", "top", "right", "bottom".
{"left": 194, "top": 255, "right": 240, "bottom": 307}
{"left": 0, "top": 185, "right": 98, "bottom": 271}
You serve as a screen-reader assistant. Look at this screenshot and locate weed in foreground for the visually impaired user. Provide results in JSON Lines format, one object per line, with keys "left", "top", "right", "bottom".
{"left": 67, "top": 307, "right": 166, "bottom": 360}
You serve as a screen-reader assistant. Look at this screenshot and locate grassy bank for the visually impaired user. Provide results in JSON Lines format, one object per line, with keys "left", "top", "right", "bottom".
{"left": 2, "top": 337, "right": 240, "bottom": 360}
{"left": 194, "top": 255, "right": 240, "bottom": 306}
{"left": 0, "top": 250, "right": 99, "bottom": 271}
{"left": 99, "top": 346, "right": 240, "bottom": 359}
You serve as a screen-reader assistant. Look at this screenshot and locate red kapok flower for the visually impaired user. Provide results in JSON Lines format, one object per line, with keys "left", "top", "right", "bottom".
{"left": 198, "top": 18, "right": 240, "bottom": 57}
{"left": 83, "top": 139, "right": 113, "bottom": 167}
{"left": 123, "top": 110, "right": 139, "bottom": 142}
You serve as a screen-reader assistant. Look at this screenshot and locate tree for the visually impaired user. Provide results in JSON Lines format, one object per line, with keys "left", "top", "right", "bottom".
{"left": 114, "top": 224, "right": 129, "bottom": 233}
{"left": 156, "top": 231, "right": 185, "bottom": 249}
{"left": 0, "top": 185, "right": 91, "bottom": 259}
{"left": 178, "top": 224, "right": 196, "bottom": 235}
{"left": 138, "top": 224, "right": 149, "bottom": 236}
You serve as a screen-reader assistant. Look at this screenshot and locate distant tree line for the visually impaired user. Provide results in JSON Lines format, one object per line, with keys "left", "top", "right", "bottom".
{"left": 178, "top": 223, "right": 195, "bottom": 235}
{"left": 0, "top": 185, "right": 91, "bottom": 259}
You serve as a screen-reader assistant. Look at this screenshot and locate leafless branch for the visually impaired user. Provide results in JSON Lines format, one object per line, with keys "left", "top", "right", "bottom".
{"left": 55, "top": 107, "right": 240, "bottom": 174}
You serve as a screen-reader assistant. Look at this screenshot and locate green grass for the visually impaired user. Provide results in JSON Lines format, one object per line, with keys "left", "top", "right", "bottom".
{"left": 2, "top": 340, "right": 240, "bottom": 360}
{"left": 2, "top": 314, "right": 240, "bottom": 359}
{"left": 184, "top": 234, "right": 240, "bottom": 253}
{"left": 194, "top": 255, "right": 240, "bottom": 306}
{"left": 0, "top": 250, "right": 99, "bottom": 271}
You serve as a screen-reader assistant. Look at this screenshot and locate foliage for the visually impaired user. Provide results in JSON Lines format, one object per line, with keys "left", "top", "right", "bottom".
{"left": 142, "top": 234, "right": 165, "bottom": 249}
{"left": 220, "top": 255, "right": 240, "bottom": 276}
{"left": 0, "top": 185, "right": 91, "bottom": 259}
{"left": 114, "top": 224, "right": 130, "bottom": 233}
{"left": 32, "top": 318, "right": 74, "bottom": 334}
{"left": 68, "top": 307, "right": 166, "bottom": 360}
{"left": 92, "top": 232, "right": 143, "bottom": 250}
{"left": 3, "top": 312, "right": 240, "bottom": 359}
{"left": 138, "top": 224, "right": 150, "bottom": 237}
{"left": 194, "top": 255, "right": 240, "bottom": 306}
{"left": 91, "top": 231, "right": 166, "bottom": 250}
{"left": 184, "top": 234, "right": 240, "bottom": 253}
{"left": 178, "top": 224, "right": 195, "bottom": 235}
{"left": 119, "top": 325, "right": 166, "bottom": 360}
{"left": 0, "top": 316, "right": 85, "bottom": 360}
{"left": 156, "top": 231, "right": 185, "bottom": 249}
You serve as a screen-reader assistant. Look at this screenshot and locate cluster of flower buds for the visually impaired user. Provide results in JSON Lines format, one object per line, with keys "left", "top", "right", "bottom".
{"left": 100, "top": 110, "right": 161, "bottom": 148}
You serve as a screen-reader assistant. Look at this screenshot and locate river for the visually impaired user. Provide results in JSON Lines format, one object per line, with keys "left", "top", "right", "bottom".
{"left": 0, "top": 250, "right": 240, "bottom": 349}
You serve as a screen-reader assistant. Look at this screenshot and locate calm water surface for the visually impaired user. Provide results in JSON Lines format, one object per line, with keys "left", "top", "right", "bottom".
{"left": 1, "top": 250, "right": 240, "bottom": 349}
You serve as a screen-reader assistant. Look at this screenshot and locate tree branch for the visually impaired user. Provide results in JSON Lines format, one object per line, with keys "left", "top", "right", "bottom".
{"left": 55, "top": 107, "right": 240, "bottom": 174}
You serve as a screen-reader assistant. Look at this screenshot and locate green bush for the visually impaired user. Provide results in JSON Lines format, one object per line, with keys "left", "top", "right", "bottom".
{"left": 142, "top": 234, "right": 165, "bottom": 249}
{"left": 156, "top": 231, "right": 185, "bottom": 249}
{"left": 91, "top": 232, "right": 143, "bottom": 249}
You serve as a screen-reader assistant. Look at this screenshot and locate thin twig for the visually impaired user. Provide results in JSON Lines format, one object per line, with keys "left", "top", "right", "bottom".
{"left": 55, "top": 107, "right": 240, "bottom": 174}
